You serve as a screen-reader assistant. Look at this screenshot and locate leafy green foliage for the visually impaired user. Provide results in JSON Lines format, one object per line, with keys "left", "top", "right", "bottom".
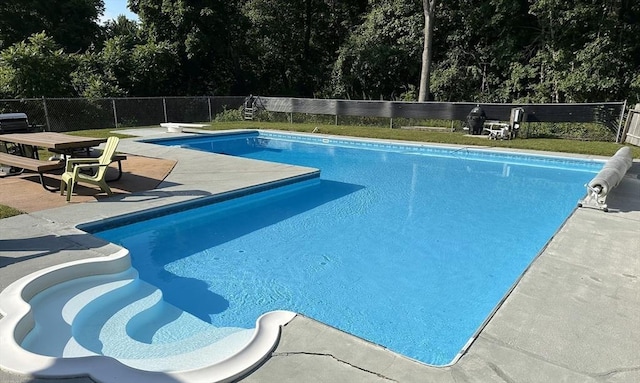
{"left": 130, "top": 0, "right": 249, "bottom": 95}
{"left": 214, "top": 107, "right": 243, "bottom": 122}
{"left": 330, "top": 0, "right": 423, "bottom": 99}
{"left": 101, "top": 15, "right": 141, "bottom": 45}
{"left": 243, "top": 0, "right": 367, "bottom": 96}
{"left": 523, "top": 0, "right": 640, "bottom": 103}
{"left": 0, "top": 0, "right": 103, "bottom": 53}
{"left": 430, "top": 0, "right": 536, "bottom": 102}
{"left": 0, "top": 33, "right": 78, "bottom": 98}
{"left": 71, "top": 15, "right": 179, "bottom": 98}
{"left": 0, "top": 0, "right": 638, "bottom": 103}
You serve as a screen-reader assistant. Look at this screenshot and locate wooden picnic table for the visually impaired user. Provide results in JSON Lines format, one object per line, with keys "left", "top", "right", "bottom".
{"left": 0, "top": 132, "right": 107, "bottom": 158}
{"left": 0, "top": 132, "right": 126, "bottom": 191}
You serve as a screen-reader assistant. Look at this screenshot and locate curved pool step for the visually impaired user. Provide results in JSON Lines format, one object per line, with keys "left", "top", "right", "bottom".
{"left": 1, "top": 249, "right": 297, "bottom": 382}
{"left": 72, "top": 276, "right": 254, "bottom": 371}
{"left": 21, "top": 267, "right": 139, "bottom": 357}
{"left": 22, "top": 267, "right": 255, "bottom": 372}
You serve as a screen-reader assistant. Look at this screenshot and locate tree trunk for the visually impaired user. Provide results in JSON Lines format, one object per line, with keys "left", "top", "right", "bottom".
{"left": 419, "top": 0, "right": 436, "bottom": 102}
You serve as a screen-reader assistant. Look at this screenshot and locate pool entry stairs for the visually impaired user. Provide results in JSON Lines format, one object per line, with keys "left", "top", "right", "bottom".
{"left": 0, "top": 248, "right": 297, "bottom": 382}
{"left": 21, "top": 267, "right": 254, "bottom": 372}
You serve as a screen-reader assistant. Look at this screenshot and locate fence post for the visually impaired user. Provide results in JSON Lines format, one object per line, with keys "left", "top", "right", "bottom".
{"left": 335, "top": 114, "right": 338, "bottom": 125}
{"left": 42, "top": 96, "right": 51, "bottom": 131}
{"left": 208, "top": 97, "right": 212, "bottom": 121}
{"left": 615, "top": 100, "right": 627, "bottom": 143}
{"left": 163, "top": 97, "right": 168, "bottom": 122}
{"left": 112, "top": 99, "right": 118, "bottom": 128}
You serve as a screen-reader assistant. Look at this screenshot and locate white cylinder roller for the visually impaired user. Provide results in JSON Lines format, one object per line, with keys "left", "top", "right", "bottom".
{"left": 579, "top": 146, "right": 633, "bottom": 211}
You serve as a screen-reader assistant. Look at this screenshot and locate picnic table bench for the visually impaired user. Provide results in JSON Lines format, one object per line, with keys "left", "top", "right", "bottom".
{"left": 0, "top": 132, "right": 127, "bottom": 191}
{"left": 0, "top": 152, "right": 64, "bottom": 191}
{"left": 0, "top": 150, "right": 127, "bottom": 191}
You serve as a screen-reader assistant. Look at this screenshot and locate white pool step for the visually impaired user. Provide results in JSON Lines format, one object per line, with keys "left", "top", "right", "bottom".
{"left": 22, "top": 268, "right": 139, "bottom": 357}
{"left": 21, "top": 268, "right": 254, "bottom": 372}
{"left": 1, "top": 249, "right": 297, "bottom": 382}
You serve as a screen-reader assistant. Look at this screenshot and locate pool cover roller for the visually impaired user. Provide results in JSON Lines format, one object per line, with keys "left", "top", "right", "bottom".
{"left": 578, "top": 146, "right": 633, "bottom": 212}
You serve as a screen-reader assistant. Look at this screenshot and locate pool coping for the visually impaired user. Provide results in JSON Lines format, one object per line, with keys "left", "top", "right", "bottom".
{"left": 1, "top": 128, "right": 638, "bottom": 383}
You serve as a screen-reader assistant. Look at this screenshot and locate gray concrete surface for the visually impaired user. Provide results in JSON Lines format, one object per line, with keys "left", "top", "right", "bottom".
{"left": 1, "top": 129, "right": 638, "bottom": 383}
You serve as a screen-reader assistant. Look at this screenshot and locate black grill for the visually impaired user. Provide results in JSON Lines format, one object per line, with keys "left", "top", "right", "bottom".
{"left": 466, "top": 106, "right": 486, "bottom": 135}
{"left": 0, "top": 113, "right": 31, "bottom": 134}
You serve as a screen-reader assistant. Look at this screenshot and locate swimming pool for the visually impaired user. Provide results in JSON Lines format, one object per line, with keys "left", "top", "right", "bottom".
{"left": 89, "top": 131, "right": 601, "bottom": 366}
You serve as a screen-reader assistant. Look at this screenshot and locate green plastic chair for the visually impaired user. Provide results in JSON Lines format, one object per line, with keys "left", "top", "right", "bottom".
{"left": 60, "top": 136, "right": 120, "bottom": 202}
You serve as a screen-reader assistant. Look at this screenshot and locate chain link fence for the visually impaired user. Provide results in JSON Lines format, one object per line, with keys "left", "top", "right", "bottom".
{"left": 0, "top": 96, "right": 630, "bottom": 142}
{"left": 254, "top": 97, "right": 627, "bottom": 142}
{"left": 0, "top": 97, "right": 244, "bottom": 132}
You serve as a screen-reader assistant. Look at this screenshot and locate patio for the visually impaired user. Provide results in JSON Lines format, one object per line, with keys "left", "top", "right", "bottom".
{"left": 0, "top": 129, "right": 638, "bottom": 383}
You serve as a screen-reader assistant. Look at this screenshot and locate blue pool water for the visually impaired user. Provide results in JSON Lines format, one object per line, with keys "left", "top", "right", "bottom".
{"left": 94, "top": 132, "right": 601, "bottom": 365}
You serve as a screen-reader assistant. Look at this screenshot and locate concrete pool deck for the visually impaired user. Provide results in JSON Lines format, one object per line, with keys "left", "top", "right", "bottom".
{"left": 1, "top": 129, "right": 638, "bottom": 383}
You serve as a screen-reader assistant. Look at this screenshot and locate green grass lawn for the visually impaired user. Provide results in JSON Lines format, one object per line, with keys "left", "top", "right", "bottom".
{"left": 2, "top": 121, "right": 637, "bottom": 219}
{"left": 68, "top": 121, "right": 640, "bottom": 157}
{"left": 209, "top": 121, "right": 640, "bottom": 158}
{"left": 0, "top": 205, "right": 23, "bottom": 219}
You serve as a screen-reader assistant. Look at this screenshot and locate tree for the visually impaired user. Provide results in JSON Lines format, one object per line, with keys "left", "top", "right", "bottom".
{"left": 0, "top": 32, "right": 77, "bottom": 98}
{"left": 242, "top": 0, "right": 367, "bottom": 96}
{"left": 72, "top": 53, "right": 127, "bottom": 98}
{"left": 331, "top": 0, "right": 423, "bottom": 100}
{"left": 0, "top": 0, "right": 104, "bottom": 53}
{"left": 129, "top": 41, "right": 180, "bottom": 96}
{"left": 524, "top": 0, "right": 640, "bottom": 103}
{"left": 72, "top": 14, "right": 180, "bottom": 98}
{"left": 426, "top": 0, "right": 536, "bottom": 102}
{"left": 72, "top": 35, "right": 179, "bottom": 98}
{"left": 1, "top": 0, "right": 636, "bottom": 102}
{"left": 129, "top": 0, "right": 248, "bottom": 95}
{"left": 101, "top": 15, "right": 142, "bottom": 46}
{"left": 418, "top": 0, "right": 436, "bottom": 102}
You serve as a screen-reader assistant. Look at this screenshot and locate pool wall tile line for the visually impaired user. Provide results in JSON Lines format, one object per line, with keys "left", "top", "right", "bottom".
{"left": 258, "top": 131, "right": 606, "bottom": 171}
{"left": 0, "top": 248, "right": 297, "bottom": 383}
